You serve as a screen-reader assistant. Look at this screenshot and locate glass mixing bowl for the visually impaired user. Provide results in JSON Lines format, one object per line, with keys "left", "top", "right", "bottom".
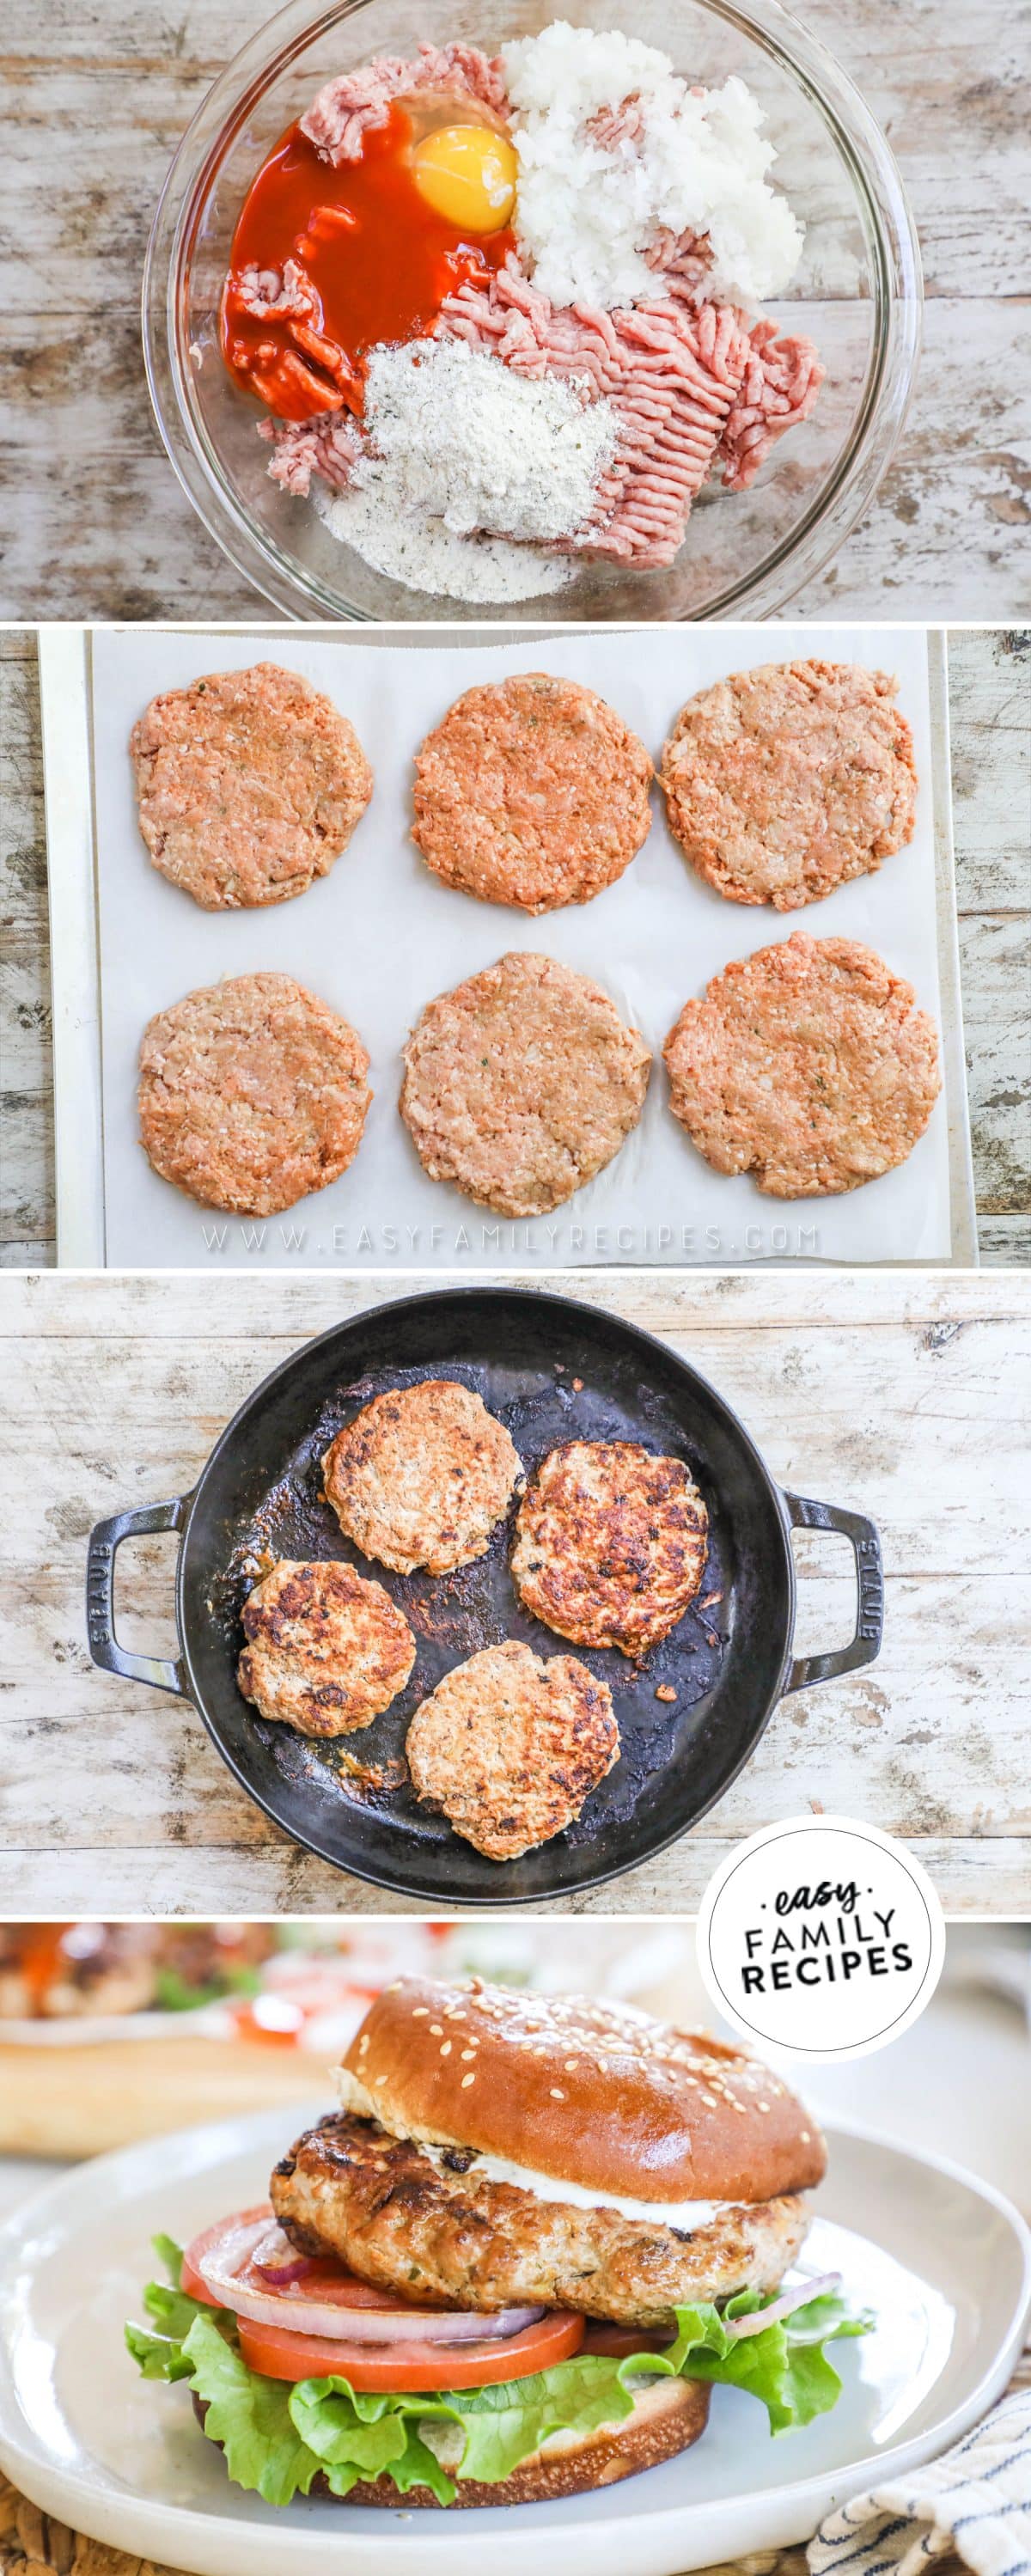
{"left": 143, "top": 0, "right": 922, "bottom": 620}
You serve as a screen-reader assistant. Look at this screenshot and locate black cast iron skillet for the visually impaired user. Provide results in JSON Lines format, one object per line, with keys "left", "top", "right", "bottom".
{"left": 85, "top": 1287, "right": 883, "bottom": 1904}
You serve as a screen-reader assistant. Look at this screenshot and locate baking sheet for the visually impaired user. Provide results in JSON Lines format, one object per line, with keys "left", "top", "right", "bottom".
{"left": 82, "top": 623, "right": 956, "bottom": 1267}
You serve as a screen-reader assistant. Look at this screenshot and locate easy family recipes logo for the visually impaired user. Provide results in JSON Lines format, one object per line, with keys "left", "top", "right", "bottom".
{"left": 739, "top": 1878, "right": 913, "bottom": 1997}
{"left": 697, "top": 1818, "right": 945, "bottom": 2060}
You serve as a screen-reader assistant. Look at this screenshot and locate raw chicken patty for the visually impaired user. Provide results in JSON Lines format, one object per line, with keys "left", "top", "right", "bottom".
{"left": 400, "top": 951, "right": 651, "bottom": 1218}
{"left": 237, "top": 1559, "right": 416, "bottom": 1737}
{"left": 512, "top": 1441, "right": 709, "bottom": 1657}
{"left": 271, "top": 2110, "right": 810, "bottom": 2326}
{"left": 137, "top": 970, "right": 371, "bottom": 1217}
{"left": 662, "top": 934, "right": 941, "bottom": 1199}
{"left": 660, "top": 660, "right": 917, "bottom": 911}
{"left": 322, "top": 1379, "right": 523, "bottom": 1575}
{"left": 405, "top": 1639, "right": 619, "bottom": 1862}
{"left": 131, "top": 662, "right": 373, "bottom": 910}
{"left": 412, "top": 675, "right": 653, "bottom": 913}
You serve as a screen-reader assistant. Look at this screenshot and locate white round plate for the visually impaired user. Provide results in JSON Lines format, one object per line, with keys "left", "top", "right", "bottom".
{"left": 0, "top": 2107, "right": 1028, "bottom": 2576}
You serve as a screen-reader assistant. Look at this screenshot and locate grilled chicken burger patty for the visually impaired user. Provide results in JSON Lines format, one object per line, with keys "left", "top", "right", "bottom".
{"left": 270, "top": 1973, "right": 826, "bottom": 2330}
{"left": 129, "top": 1969, "right": 850, "bottom": 2517}
{"left": 271, "top": 2110, "right": 810, "bottom": 2328}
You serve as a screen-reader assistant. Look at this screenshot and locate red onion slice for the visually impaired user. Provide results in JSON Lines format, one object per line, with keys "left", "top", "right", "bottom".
{"left": 249, "top": 2225, "right": 318, "bottom": 2286}
{"left": 723, "top": 2273, "right": 841, "bottom": 2340}
{"left": 197, "top": 2217, "right": 544, "bottom": 2345}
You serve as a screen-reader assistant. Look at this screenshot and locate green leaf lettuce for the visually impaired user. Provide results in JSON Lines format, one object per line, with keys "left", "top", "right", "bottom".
{"left": 125, "top": 2237, "right": 870, "bottom": 2508}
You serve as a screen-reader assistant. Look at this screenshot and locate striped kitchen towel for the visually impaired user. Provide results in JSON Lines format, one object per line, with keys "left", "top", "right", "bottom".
{"left": 810, "top": 2390, "right": 1031, "bottom": 2576}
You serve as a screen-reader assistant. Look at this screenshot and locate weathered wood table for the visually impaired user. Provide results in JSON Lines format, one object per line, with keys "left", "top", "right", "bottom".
{"left": 3, "top": 625, "right": 1028, "bottom": 1268}
{"left": 0, "top": 0, "right": 1028, "bottom": 618}
{"left": 1, "top": 1266, "right": 1028, "bottom": 1915}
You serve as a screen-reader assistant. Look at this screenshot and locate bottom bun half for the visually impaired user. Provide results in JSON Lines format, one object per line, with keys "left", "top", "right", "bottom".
{"left": 196, "top": 2373, "right": 710, "bottom": 2509}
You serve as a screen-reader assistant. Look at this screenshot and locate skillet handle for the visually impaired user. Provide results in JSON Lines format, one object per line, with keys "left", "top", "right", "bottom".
{"left": 85, "top": 1494, "right": 193, "bottom": 1695}
{"left": 781, "top": 1490, "right": 884, "bottom": 1695}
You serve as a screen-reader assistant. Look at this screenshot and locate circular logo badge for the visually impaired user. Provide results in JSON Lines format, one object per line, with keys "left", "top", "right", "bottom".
{"left": 696, "top": 1816, "right": 946, "bottom": 2061}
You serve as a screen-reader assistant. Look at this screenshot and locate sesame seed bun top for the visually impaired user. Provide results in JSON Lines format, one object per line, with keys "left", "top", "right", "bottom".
{"left": 340, "top": 1976, "right": 826, "bottom": 2206}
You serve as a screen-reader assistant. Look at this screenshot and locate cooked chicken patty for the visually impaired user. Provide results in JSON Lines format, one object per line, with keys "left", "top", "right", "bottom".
{"left": 406, "top": 1639, "right": 619, "bottom": 1862}
{"left": 412, "top": 673, "right": 653, "bottom": 914}
{"left": 137, "top": 970, "right": 371, "bottom": 1216}
{"left": 512, "top": 1441, "right": 709, "bottom": 1657}
{"left": 131, "top": 662, "right": 373, "bottom": 910}
{"left": 271, "top": 2111, "right": 810, "bottom": 2327}
{"left": 322, "top": 1379, "right": 523, "bottom": 1575}
{"left": 663, "top": 933, "right": 942, "bottom": 1198}
{"left": 400, "top": 951, "right": 651, "bottom": 1218}
{"left": 0, "top": 1925, "right": 159, "bottom": 2022}
{"left": 660, "top": 660, "right": 917, "bottom": 911}
{"left": 237, "top": 1560, "right": 416, "bottom": 1737}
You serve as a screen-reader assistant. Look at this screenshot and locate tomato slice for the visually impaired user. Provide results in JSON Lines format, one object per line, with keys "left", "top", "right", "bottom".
{"left": 181, "top": 2207, "right": 405, "bottom": 2313}
{"left": 237, "top": 2308, "right": 585, "bottom": 2390}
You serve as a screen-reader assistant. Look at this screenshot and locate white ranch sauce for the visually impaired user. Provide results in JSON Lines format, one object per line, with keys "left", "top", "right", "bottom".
{"left": 336, "top": 2068, "right": 729, "bottom": 2230}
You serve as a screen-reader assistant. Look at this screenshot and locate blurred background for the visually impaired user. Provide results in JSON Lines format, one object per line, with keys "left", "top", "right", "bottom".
{"left": 1, "top": 1918, "right": 1028, "bottom": 2223}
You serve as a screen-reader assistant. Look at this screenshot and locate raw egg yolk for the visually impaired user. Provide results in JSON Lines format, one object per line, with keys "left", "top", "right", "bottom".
{"left": 412, "top": 125, "right": 517, "bottom": 233}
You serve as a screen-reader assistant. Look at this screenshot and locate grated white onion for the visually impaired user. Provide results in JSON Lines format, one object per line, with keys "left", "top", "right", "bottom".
{"left": 502, "top": 22, "right": 804, "bottom": 312}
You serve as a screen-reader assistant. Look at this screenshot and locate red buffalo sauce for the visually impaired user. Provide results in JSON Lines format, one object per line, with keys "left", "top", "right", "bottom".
{"left": 221, "top": 102, "right": 514, "bottom": 424}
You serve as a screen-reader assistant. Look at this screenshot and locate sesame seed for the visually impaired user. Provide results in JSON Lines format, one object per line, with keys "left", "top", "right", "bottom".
{"left": 440, "top": 2042, "right": 452, "bottom": 2057}
{"left": 758, "top": 2103, "right": 771, "bottom": 2115}
{"left": 357, "top": 2035, "right": 369, "bottom": 2054}
{"left": 461, "top": 2073, "right": 476, "bottom": 2089}
{"left": 412, "top": 2008, "right": 429, "bottom": 2018}
{"left": 461, "top": 2049, "right": 476, "bottom": 2062}
{"left": 801, "top": 2129, "right": 811, "bottom": 2143}
{"left": 564, "top": 2060, "right": 579, "bottom": 2072}
{"left": 550, "top": 2089, "right": 564, "bottom": 2101}
{"left": 429, "top": 2024, "right": 443, "bottom": 2036}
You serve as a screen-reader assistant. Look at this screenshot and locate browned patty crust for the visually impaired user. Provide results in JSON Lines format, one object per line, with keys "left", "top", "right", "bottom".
{"left": 660, "top": 660, "right": 918, "bottom": 911}
{"left": 131, "top": 662, "right": 373, "bottom": 910}
{"left": 512, "top": 1441, "right": 708, "bottom": 1657}
{"left": 406, "top": 1639, "right": 619, "bottom": 1862}
{"left": 663, "top": 933, "right": 942, "bottom": 1198}
{"left": 400, "top": 951, "right": 651, "bottom": 1218}
{"left": 412, "top": 674, "right": 653, "bottom": 913}
{"left": 271, "top": 2111, "right": 810, "bottom": 2326}
{"left": 322, "top": 1380, "right": 523, "bottom": 1575}
{"left": 236, "top": 1559, "right": 416, "bottom": 1737}
{"left": 137, "top": 970, "right": 371, "bottom": 1216}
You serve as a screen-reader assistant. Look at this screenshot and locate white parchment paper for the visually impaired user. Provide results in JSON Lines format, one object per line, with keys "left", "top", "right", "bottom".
{"left": 90, "top": 624, "right": 951, "bottom": 1269}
